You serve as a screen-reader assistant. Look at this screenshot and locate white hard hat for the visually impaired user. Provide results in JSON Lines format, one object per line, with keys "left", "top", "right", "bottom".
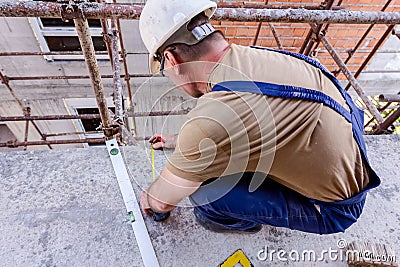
{"left": 139, "top": 0, "right": 217, "bottom": 74}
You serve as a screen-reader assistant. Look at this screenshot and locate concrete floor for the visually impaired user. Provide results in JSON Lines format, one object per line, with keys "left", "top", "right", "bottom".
{"left": 0, "top": 135, "right": 399, "bottom": 267}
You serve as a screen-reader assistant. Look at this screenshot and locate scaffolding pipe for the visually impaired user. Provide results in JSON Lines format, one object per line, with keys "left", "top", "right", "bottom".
{"left": 22, "top": 105, "right": 31, "bottom": 151}
{"left": 6, "top": 49, "right": 400, "bottom": 57}
{"left": 0, "top": 51, "right": 109, "bottom": 56}
{"left": 116, "top": 19, "right": 134, "bottom": 108}
{"left": 74, "top": 18, "right": 112, "bottom": 136}
{"left": 218, "top": 4, "right": 343, "bottom": 10}
{"left": 0, "top": 114, "right": 101, "bottom": 121}
{"left": 0, "top": 71, "right": 24, "bottom": 108}
{"left": 320, "top": 35, "right": 385, "bottom": 124}
{"left": 268, "top": 23, "right": 283, "bottom": 50}
{"left": 212, "top": 7, "right": 400, "bottom": 24}
{"left": 0, "top": 110, "right": 189, "bottom": 122}
{"left": 44, "top": 131, "right": 102, "bottom": 137}
{"left": 6, "top": 74, "right": 152, "bottom": 81}
{"left": 300, "top": 0, "right": 335, "bottom": 55}
{"left": 110, "top": 20, "right": 124, "bottom": 120}
{"left": 362, "top": 69, "right": 400, "bottom": 73}
{"left": 306, "top": 0, "right": 340, "bottom": 55}
{"left": 365, "top": 101, "right": 392, "bottom": 128}
{"left": 0, "top": 71, "right": 52, "bottom": 149}
{"left": 0, "top": 136, "right": 157, "bottom": 148}
{"left": 97, "top": 0, "right": 114, "bottom": 67}
{"left": 112, "top": 0, "right": 133, "bottom": 108}
{"left": 0, "top": 138, "right": 106, "bottom": 148}
{"left": 379, "top": 94, "right": 400, "bottom": 102}
{"left": 30, "top": 120, "right": 53, "bottom": 149}
{"left": 1, "top": 2, "right": 400, "bottom": 24}
{"left": 252, "top": 22, "right": 263, "bottom": 46}
{"left": 372, "top": 107, "right": 400, "bottom": 134}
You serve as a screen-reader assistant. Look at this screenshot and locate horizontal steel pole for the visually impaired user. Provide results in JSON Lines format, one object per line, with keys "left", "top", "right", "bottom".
{"left": 213, "top": 9, "right": 400, "bottom": 24}
{"left": 0, "top": 51, "right": 108, "bottom": 56}
{"left": 0, "top": 110, "right": 189, "bottom": 121}
{"left": 217, "top": 4, "right": 343, "bottom": 10}
{"left": 43, "top": 131, "right": 102, "bottom": 137}
{"left": 6, "top": 74, "right": 152, "bottom": 81}
{"left": 0, "top": 51, "right": 147, "bottom": 56}
{"left": 4, "top": 49, "right": 400, "bottom": 57}
{"left": 126, "top": 110, "right": 189, "bottom": 117}
{"left": 0, "top": 136, "right": 160, "bottom": 147}
{"left": 0, "top": 138, "right": 105, "bottom": 147}
{"left": 362, "top": 69, "right": 400, "bottom": 73}
{"left": 0, "top": 1, "right": 400, "bottom": 24}
{"left": 0, "top": 114, "right": 101, "bottom": 121}
{"left": 379, "top": 94, "right": 400, "bottom": 102}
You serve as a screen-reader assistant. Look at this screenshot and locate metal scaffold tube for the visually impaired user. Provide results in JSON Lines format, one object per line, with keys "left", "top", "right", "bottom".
{"left": 372, "top": 107, "right": 400, "bottom": 134}
{"left": 1, "top": 1, "right": 400, "bottom": 24}
{"left": 74, "top": 18, "right": 113, "bottom": 136}
{"left": 0, "top": 138, "right": 106, "bottom": 148}
{"left": 0, "top": 70, "right": 52, "bottom": 149}
{"left": 6, "top": 74, "right": 152, "bottom": 81}
{"left": 0, "top": 110, "right": 190, "bottom": 122}
{"left": 379, "top": 94, "right": 400, "bottom": 102}
{"left": 110, "top": 20, "right": 124, "bottom": 120}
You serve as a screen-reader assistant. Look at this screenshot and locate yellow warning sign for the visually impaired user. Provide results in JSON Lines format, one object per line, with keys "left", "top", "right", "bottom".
{"left": 219, "top": 249, "right": 253, "bottom": 267}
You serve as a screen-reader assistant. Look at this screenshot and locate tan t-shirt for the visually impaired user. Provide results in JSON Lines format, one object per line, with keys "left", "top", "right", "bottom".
{"left": 166, "top": 44, "right": 369, "bottom": 202}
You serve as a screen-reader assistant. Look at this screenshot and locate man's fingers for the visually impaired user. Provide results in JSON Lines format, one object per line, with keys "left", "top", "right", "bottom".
{"left": 140, "top": 191, "right": 152, "bottom": 216}
{"left": 149, "top": 134, "right": 162, "bottom": 144}
{"left": 152, "top": 141, "right": 164, "bottom": 150}
{"left": 148, "top": 135, "right": 158, "bottom": 143}
{"left": 143, "top": 208, "right": 152, "bottom": 216}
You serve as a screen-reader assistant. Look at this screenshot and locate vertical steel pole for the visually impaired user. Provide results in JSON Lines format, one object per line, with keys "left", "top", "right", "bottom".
{"left": 320, "top": 35, "right": 384, "bottom": 124}
{"left": 110, "top": 19, "right": 124, "bottom": 120}
{"left": 74, "top": 18, "right": 113, "bottom": 136}
{"left": 23, "top": 105, "right": 30, "bottom": 151}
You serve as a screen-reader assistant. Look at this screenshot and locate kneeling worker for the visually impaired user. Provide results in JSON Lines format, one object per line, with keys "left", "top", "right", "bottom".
{"left": 138, "top": 0, "right": 380, "bottom": 234}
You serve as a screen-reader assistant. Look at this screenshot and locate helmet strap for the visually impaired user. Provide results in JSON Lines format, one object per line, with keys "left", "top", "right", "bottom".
{"left": 191, "top": 23, "right": 215, "bottom": 41}
{"left": 160, "top": 55, "right": 166, "bottom": 77}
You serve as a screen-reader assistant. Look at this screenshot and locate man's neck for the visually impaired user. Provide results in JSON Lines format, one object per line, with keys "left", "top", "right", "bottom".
{"left": 195, "top": 40, "right": 231, "bottom": 95}
{"left": 204, "top": 40, "right": 231, "bottom": 64}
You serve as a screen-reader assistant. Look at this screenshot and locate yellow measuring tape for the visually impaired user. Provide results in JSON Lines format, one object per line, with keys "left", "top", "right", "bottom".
{"left": 151, "top": 144, "right": 156, "bottom": 181}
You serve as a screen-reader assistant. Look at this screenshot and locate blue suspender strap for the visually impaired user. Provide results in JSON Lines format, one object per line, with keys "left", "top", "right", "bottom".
{"left": 211, "top": 46, "right": 381, "bottom": 193}
{"left": 212, "top": 81, "right": 352, "bottom": 123}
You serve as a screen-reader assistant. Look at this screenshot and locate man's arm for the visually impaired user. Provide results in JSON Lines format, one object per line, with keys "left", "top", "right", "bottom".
{"left": 140, "top": 166, "right": 202, "bottom": 214}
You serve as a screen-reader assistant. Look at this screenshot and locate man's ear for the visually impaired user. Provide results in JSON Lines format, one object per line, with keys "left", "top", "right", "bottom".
{"left": 164, "top": 50, "right": 181, "bottom": 75}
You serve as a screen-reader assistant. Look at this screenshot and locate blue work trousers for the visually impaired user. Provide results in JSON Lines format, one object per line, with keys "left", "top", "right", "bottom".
{"left": 190, "top": 172, "right": 377, "bottom": 234}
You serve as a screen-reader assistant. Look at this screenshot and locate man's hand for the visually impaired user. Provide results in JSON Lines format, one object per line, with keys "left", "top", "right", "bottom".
{"left": 140, "top": 187, "right": 175, "bottom": 215}
{"left": 140, "top": 167, "right": 202, "bottom": 217}
{"left": 140, "top": 190, "right": 152, "bottom": 216}
{"left": 149, "top": 133, "right": 177, "bottom": 150}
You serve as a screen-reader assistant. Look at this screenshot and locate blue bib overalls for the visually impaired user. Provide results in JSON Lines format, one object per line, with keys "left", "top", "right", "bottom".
{"left": 189, "top": 47, "right": 381, "bottom": 234}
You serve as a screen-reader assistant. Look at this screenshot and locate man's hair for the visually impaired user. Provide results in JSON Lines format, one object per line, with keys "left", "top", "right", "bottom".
{"left": 166, "top": 12, "right": 225, "bottom": 62}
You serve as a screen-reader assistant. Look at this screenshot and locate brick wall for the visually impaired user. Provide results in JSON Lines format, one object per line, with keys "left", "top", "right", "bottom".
{"left": 212, "top": 0, "right": 400, "bottom": 80}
